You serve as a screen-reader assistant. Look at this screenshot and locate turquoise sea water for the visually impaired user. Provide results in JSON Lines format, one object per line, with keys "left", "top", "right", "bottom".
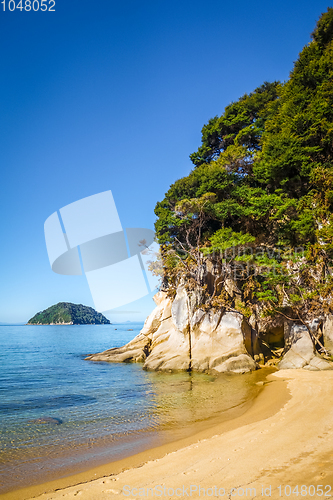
{"left": 0, "top": 324, "right": 262, "bottom": 493}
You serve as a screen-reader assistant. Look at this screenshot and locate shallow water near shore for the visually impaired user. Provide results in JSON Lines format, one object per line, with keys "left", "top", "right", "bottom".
{"left": 0, "top": 324, "right": 267, "bottom": 493}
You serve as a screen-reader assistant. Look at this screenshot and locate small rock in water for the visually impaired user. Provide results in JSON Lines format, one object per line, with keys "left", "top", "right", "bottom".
{"left": 28, "top": 417, "right": 62, "bottom": 425}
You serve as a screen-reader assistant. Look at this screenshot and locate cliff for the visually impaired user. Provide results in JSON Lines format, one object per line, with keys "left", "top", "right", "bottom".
{"left": 86, "top": 11, "right": 333, "bottom": 374}
{"left": 86, "top": 287, "right": 333, "bottom": 373}
{"left": 27, "top": 302, "right": 111, "bottom": 325}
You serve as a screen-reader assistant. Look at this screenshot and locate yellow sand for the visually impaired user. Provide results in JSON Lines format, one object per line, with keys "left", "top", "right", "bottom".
{"left": 3, "top": 369, "right": 333, "bottom": 500}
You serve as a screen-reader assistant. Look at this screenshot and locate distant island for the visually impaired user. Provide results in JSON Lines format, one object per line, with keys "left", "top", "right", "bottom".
{"left": 27, "top": 302, "right": 111, "bottom": 325}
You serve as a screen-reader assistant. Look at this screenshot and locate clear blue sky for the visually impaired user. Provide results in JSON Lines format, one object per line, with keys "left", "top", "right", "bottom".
{"left": 0, "top": 0, "right": 330, "bottom": 323}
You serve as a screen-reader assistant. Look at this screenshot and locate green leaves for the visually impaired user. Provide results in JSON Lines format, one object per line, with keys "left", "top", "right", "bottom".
{"left": 154, "top": 9, "right": 333, "bottom": 322}
{"left": 311, "top": 7, "right": 333, "bottom": 47}
{"left": 204, "top": 228, "right": 255, "bottom": 254}
{"left": 256, "top": 10, "right": 333, "bottom": 201}
{"left": 189, "top": 81, "right": 280, "bottom": 167}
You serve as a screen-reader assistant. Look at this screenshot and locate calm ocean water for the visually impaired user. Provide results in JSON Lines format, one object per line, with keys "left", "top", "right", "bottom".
{"left": 0, "top": 324, "right": 263, "bottom": 492}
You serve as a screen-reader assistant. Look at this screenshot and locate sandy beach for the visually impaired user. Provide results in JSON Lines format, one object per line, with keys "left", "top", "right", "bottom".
{"left": 3, "top": 369, "right": 333, "bottom": 500}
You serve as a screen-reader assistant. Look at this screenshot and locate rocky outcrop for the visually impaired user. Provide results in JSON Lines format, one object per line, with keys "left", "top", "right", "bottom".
{"left": 190, "top": 309, "right": 257, "bottom": 373}
{"left": 86, "top": 287, "right": 258, "bottom": 374}
{"left": 279, "top": 324, "right": 332, "bottom": 370}
{"left": 86, "top": 287, "right": 333, "bottom": 373}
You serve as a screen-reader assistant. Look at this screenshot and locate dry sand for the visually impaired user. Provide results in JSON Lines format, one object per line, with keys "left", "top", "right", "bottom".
{"left": 3, "top": 369, "right": 333, "bottom": 500}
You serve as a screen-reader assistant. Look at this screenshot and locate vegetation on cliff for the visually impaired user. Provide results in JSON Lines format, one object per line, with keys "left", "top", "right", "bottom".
{"left": 27, "top": 302, "right": 111, "bottom": 325}
{"left": 154, "top": 9, "right": 333, "bottom": 344}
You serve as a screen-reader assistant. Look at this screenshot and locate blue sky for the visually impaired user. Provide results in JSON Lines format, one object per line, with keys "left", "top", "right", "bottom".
{"left": 0, "top": 0, "right": 330, "bottom": 323}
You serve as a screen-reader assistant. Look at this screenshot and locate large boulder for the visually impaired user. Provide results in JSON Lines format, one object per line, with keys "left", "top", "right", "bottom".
{"left": 190, "top": 310, "right": 257, "bottom": 373}
{"left": 279, "top": 324, "right": 332, "bottom": 370}
{"left": 86, "top": 287, "right": 257, "bottom": 374}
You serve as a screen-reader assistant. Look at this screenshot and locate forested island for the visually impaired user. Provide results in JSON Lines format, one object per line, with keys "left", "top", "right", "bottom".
{"left": 27, "top": 302, "right": 111, "bottom": 325}
{"left": 88, "top": 9, "right": 333, "bottom": 373}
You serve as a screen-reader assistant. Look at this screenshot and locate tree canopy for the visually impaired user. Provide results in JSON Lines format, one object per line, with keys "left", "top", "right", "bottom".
{"left": 154, "top": 9, "right": 333, "bottom": 326}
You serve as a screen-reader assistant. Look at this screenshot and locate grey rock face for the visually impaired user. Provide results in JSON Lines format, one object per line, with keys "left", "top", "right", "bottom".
{"left": 323, "top": 314, "right": 333, "bottom": 355}
{"left": 86, "top": 287, "right": 332, "bottom": 373}
{"left": 279, "top": 324, "right": 332, "bottom": 370}
{"left": 190, "top": 311, "right": 256, "bottom": 373}
{"left": 86, "top": 288, "right": 257, "bottom": 374}
{"left": 171, "top": 285, "right": 190, "bottom": 334}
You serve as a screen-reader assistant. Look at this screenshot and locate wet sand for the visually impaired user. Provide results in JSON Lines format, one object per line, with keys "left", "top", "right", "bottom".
{"left": 3, "top": 369, "right": 333, "bottom": 500}
{"left": 0, "top": 369, "right": 269, "bottom": 495}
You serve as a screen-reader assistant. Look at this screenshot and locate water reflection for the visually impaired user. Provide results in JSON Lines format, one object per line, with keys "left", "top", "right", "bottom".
{"left": 145, "top": 370, "right": 261, "bottom": 433}
{"left": 0, "top": 324, "right": 267, "bottom": 493}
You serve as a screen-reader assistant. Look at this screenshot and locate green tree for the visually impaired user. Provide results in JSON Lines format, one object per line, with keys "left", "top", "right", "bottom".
{"left": 190, "top": 81, "right": 280, "bottom": 168}
{"left": 154, "top": 9, "right": 333, "bottom": 337}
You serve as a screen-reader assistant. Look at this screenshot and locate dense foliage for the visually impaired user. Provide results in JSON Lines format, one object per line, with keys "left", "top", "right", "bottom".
{"left": 154, "top": 9, "right": 333, "bottom": 327}
{"left": 27, "top": 302, "right": 111, "bottom": 325}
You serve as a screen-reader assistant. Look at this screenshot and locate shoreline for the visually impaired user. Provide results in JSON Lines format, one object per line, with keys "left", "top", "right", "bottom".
{"left": 0, "top": 368, "right": 271, "bottom": 496}
{"left": 0, "top": 369, "right": 291, "bottom": 500}
{"left": 5, "top": 369, "right": 333, "bottom": 499}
